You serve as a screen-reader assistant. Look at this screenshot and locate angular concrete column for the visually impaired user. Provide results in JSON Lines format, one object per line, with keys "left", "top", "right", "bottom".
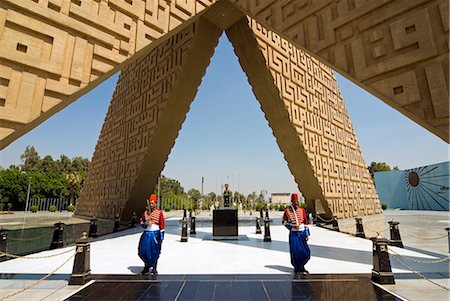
{"left": 78, "top": 18, "right": 222, "bottom": 220}
{"left": 226, "top": 18, "right": 381, "bottom": 218}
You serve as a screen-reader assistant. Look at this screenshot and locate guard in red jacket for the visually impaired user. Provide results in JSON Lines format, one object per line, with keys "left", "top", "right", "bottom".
{"left": 138, "top": 194, "right": 165, "bottom": 275}
{"left": 282, "top": 193, "right": 311, "bottom": 275}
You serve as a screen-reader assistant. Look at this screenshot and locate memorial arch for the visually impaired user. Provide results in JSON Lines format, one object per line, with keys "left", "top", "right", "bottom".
{"left": 0, "top": 0, "right": 447, "bottom": 220}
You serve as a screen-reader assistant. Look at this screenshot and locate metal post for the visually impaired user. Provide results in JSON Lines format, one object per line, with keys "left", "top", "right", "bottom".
{"left": 388, "top": 221, "right": 403, "bottom": 248}
{"left": 181, "top": 209, "right": 188, "bottom": 242}
{"left": 88, "top": 218, "right": 98, "bottom": 238}
{"left": 355, "top": 217, "right": 366, "bottom": 238}
{"left": 113, "top": 214, "right": 120, "bottom": 232}
{"left": 371, "top": 237, "right": 395, "bottom": 284}
{"left": 263, "top": 209, "right": 271, "bottom": 242}
{"left": 130, "top": 212, "right": 137, "bottom": 227}
{"left": 50, "top": 222, "right": 65, "bottom": 249}
{"left": 189, "top": 210, "right": 196, "bottom": 235}
{"left": 69, "top": 232, "right": 91, "bottom": 285}
{"left": 255, "top": 217, "right": 262, "bottom": 234}
{"left": 331, "top": 216, "right": 340, "bottom": 232}
{"left": 0, "top": 228, "right": 8, "bottom": 262}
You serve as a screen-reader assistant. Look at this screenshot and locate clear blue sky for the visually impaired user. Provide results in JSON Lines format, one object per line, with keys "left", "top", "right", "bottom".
{"left": 1, "top": 34, "right": 448, "bottom": 195}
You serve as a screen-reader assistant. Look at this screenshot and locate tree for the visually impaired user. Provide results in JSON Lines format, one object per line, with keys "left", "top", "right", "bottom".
{"left": 0, "top": 169, "right": 28, "bottom": 209}
{"left": 187, "top": 188, "right": 201, "bottom": 209}
{"left": 20, "top": 146, "right": 40, "bottom": 172}
{"left": 66, "top": 173, "right": 84, "bottom": 202}
{"left": 157, "top": 175, "right": 184, "bottom": 195}
{"left": 70, "top": 157, "right": 90, "bottom": 173}
{"left": 208, "top": 192, "right": 217, "bottom": 201}
{"left": 1, "top": 146, "right": 91, "bottom": 209}
{"left": 233, "top": 191, "right": 245, "bottom": 203}
{"left": 247, "top": 192, "right": 257, "bottom": 202}
{"left": 41, "top": 155, "right": 56, "bottom": 173}
{"left": 56, "top": 155, "right": 71, "bottom": 174}
{"left": 367, "top": 162, "right": 392, "bottom": 178}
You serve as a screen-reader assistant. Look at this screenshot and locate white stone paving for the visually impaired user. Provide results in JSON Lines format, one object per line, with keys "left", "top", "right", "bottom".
{"left": 0, "top": 216, "right": 449, "bottom": 300}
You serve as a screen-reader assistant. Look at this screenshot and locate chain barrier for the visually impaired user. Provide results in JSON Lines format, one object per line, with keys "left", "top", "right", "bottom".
{"left": 0, "top": 251, "right": 75, "bottom": 301}
{"left": 316, "top": 215, "right": 334, "bottom": 223}
{"left": 399, "top": 229, "right": 447, "bottom": 241}
{"left": 388, "top": 248, "right": 449, "bottom": 264}
{"left": 322, "top": 220, "right": 447, "bottom": 242}
{"left": 364, "top": 223, "right": 390, "bottom": 234}
{"left": 0, "top": 248, "right": 73, "bottom": 259}
{"left": 240, "top": 221, "right": 257, "bottom": 227}
{"left": 389, "top": 250, "right": 449, "bottom": 291}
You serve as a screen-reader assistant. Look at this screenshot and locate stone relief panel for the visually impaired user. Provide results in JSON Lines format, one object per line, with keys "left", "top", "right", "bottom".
{"left": 231, "top": 0, "right": 449, "bottom": 142}
{"left": 76, "top": 24, "right": 197, "bottom": 218}
{"left": 0, "top": 0, "right": 216, "bottom": 148}
{"left": 231, "top": 18, "right": 380, "bottom": 218}
{"left": 77, "top": 18, "right": 221, "bottom": 219}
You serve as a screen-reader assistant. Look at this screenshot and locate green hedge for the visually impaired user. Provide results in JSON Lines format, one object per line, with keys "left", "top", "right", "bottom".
{"left": 30, "top": 205, "right": 38, "bottom": 213}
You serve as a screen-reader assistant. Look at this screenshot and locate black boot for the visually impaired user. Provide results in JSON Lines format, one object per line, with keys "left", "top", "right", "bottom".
{"left": 152, "top": 262, "right": 158, "bottom": 275}
{"left": 299, "top": 268, "right": 309, "bottom": 275}
{"left": 140, "top": 266, "right": 149, "bottom": 275}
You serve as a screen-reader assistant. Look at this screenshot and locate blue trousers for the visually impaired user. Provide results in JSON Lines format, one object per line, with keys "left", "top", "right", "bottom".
{"left": 289, "top": 230, "right": 310, "bottom": 270}
{"left": 138, "top": 230, "right": 161, "bottom": 267}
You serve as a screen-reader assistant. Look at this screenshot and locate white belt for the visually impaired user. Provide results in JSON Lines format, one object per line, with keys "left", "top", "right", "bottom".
{"left": 291, "top": 223, "right": 305, "bottom": 231}
{"left": 144, "top": 224, "right": 160, "bottom": 231}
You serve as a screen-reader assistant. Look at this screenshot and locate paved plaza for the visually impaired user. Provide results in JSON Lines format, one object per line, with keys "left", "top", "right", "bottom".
{"left": 0, "top": 210, "right": 449, "bottom": 300}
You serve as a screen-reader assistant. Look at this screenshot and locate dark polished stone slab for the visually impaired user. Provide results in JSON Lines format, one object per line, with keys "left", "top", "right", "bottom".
{"left": 213, "top": 209, "right": 238, "bottom": 237}
{"left": 202, "top": 234, "right": 248, "bottom": 241}
{"left": 65, "top": 274, "right": 404, "bottom": 301}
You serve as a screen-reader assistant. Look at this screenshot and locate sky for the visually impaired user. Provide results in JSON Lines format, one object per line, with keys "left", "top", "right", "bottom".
{"left": 0, "top": 34, "right": 448, "bottom": 196}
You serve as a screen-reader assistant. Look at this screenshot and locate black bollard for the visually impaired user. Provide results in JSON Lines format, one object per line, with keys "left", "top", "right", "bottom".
{"left": 69, "top": 232, "right": 91, "bottom": 285}
{"left": 388, "top": 221, "right": 403, "bottom": 248}
{"left": 446, "top": 227, "right": 450, "bottom": 254}
{"left": 331, "top": 216, "right": 340, "bottom": 232}
{"left": 263, "top": 209, "right": 271, "bottom": 242}
{"left": 255, "top": 217, "right": 262, "bottom": 234}
{"left": 50, "top": 222, "right": 65, "bottom": 249}
{"left": 0, "top": 228, "right": 8, "bottom": 262}
{"left": 181, "top": 209, "right": 188, "bottom": 242}
{"left": 371, "top": 237, "right": 395, "bottom": 284}
{"left": 130, "top": 212, "right": 137, "bottom": 227}
{"left": 190, "top": 210, "right": 196, "bottom": 235}
{"left": 260, "top": 209, "right": 264, "bottom": 220}
{"left": 355, "top": 217, "right": 366, "bottom": 238}
{"left": 88, "top": 218, "right": 98, "bottom": 238}
{"left": 113, "top": 214, "right": 120, "bottom": 232}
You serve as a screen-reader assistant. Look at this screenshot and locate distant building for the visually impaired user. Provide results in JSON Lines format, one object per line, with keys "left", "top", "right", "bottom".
{"left": 270, "top": 193, "right": 290, "bottom": 204}
{"left": 374, "top": 161, "right": 449, "bottom": 211}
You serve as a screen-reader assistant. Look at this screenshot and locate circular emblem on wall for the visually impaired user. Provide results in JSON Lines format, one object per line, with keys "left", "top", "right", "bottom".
{"left": 404, "top": 165, "right": 449, "bottom": 210}
{"left": 407, "top": 172, "right": 419, "bottom": 187}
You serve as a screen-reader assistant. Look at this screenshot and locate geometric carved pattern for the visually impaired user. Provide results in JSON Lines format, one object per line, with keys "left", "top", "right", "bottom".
{"left": 77, "top": 19, "right": 222, "bottom": 219}
{"left": 0, "top": 0, "right": 216, "bottom": 149}
{"left": 1, "top": 1, "right": 448, "bottom": 148}
{"left": 252, "top": 20, "right": 381, "bottom": 218}
{"left": 226, "top": 18, "right": 380, "bottom": 218}
{"left": 77, "top": 24, "right": 198, "bottom": 218}
{"left": 1, "top": 1, "right": 447, "bottom": 218}
{"left": 231, "top": 0, "right": 449, "bottom": 143}
{"left": 79, "top": 15, "right": 381, "bottom": 219}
